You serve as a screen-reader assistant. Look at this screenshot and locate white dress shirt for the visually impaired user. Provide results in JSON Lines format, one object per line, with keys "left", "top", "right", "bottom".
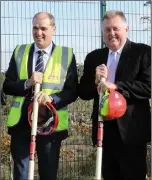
{"left": 106, "top": 47, "right": 123, "bottom": 83}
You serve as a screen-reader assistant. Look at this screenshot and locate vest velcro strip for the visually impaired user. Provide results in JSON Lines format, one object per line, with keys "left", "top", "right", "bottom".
{"left": 42, "top": 83, "right": 64, "bottom": 90}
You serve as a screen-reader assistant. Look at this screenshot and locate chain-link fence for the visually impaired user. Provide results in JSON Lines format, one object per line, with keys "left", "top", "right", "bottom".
{"left": 0, "top": 1, "right": 151, "bottom": 179}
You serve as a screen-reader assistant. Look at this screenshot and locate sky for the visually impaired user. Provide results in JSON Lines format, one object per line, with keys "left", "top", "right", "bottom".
{"left": 0, "top": 1, "right": 151, "bottom": 71}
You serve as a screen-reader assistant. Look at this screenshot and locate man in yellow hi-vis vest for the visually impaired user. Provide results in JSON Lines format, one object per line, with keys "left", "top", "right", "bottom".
{"left": 3, "top": 12, "right": 78, "bottom": 180}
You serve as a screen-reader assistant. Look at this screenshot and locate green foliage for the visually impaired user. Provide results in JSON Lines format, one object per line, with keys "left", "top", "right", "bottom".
{"left": 77, "top": 64, "right": 84, "bottom": 82}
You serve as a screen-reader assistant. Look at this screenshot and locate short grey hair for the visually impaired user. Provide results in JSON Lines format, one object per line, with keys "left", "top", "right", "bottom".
{"left": 32, "top": 12, "right": 55, "bottom": 26}
{"left": 102, "top": 10, "right": 127, "bottom": 23}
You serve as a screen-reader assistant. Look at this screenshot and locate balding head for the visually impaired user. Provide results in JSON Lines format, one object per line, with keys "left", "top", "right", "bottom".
{"left": 33, "top": 12, "right": 55, "bottom": 26}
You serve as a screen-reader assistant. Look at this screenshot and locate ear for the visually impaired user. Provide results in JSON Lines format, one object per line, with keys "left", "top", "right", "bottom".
{"left": 52, "top": 25, "right": 56, "bottom": 35}
{"left": 53, "top": 25, "right": 56, "bottom": 31}
{"left": 126, "top": 25, "right": 129, "bottom": 32}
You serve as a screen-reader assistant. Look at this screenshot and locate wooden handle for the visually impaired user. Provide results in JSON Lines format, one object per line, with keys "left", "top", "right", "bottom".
{"left": 31, "top": 83, "right": 40, "bottom": 136}
{"left": 100, "top": 76, "right": 106, "bottom": 83}
{"left": 95, "top": 76, "right": 106, "bottom": 180}
{"left": 28, "top": 83, "right": 40, "bottom": 180}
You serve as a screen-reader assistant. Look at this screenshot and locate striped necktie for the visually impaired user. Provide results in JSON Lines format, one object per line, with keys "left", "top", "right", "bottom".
{"left": 107, "top": 52, "right": 118, "bottom": 83}
{"left": 35, "top": 50, "right": 45, "bottom": 72}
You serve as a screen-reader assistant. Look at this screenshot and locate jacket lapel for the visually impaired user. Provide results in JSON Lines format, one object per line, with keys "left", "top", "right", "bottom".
{"left": 115, "top": 39, "right": 132, "bottom": 81}
{"left": 101, "top": 47, "right": 109, "bottom": 66}
{"left": 51, "top": 42, "right": 56, "bottom": 55}
{"left": 27, "top": 43, "right": 34, "bottom": 78}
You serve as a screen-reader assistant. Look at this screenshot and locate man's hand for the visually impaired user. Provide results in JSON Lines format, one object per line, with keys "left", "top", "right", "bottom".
{"left": 34, "top": 91, "right": 53, "bottom": 105}
{"left": 26, "top": 72, "right": 43, "bottom": 88}
{"left": 95, "top": 64, "right": 108, "bottom": 85}
{"left": 97, "top": 81, "right": 117, "bottom": 94}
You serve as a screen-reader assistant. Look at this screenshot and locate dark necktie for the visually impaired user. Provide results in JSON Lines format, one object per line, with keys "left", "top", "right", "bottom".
{"left": 35, "top": 50, "right": 45, "bottom": 72}
{"left": 32, "top": 50, "right": 45, "bottom": 96}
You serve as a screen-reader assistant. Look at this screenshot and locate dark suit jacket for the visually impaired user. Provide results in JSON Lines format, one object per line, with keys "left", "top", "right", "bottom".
{"left": 79, "top": 39, "right": 151, "bottom": 145}
{"left": 3, "top": 43, "right": 78, "bottom": 140}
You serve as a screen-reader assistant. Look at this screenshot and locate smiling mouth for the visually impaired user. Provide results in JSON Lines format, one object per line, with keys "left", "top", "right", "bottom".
{"left": 110, "top": 38, "right": 118, "bottom": 43}
{"left": 110, "top": 37, "right": 117, "bottom": 40}
{"left": 36, "top": 37, "right": 43, "bottom": 41}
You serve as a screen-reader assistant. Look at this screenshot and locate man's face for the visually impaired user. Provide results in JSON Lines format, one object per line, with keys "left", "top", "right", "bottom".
{"left": 32, "top": 15, "right": 56, "bottom": 49}
{"left": 102, "top": 16, "right": 129, "bottom": 51}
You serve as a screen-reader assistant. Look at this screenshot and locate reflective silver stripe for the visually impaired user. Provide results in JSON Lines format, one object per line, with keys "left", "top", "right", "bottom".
{"left": 42, "top": 82, "right": 64, "bottom": 90}
{"left": 11, "top": 101, "right": 20, "bottom": 108}
{"left": 60, "top": 47, "right": 68, "bottom": 87}
{"left": 60, "top": 106, "right": 68, "bottom": 110}
{"left": 58, "top": 106, "right": 68, "bottom": 112}
{"left": 15, "top": 45, "right": 26, "bottom": 76}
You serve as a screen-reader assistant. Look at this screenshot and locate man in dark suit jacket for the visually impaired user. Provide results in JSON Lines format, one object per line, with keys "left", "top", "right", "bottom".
{"left": 3, "top": 12, "right": 78, "bottom": 180}
{"left": 79, "top": 10, "right": 151, "bottom": 180}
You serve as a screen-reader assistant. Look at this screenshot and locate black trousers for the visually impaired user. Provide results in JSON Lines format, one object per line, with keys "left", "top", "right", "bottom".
{"left": 11, "top": 134, "right": 61, "bottom": 180}
{"left": 102, "top": 121, "right": 147, "bottom": 180}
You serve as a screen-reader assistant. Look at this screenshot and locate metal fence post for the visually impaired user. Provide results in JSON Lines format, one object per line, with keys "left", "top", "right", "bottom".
{"left": 100, "top": 0, "right": 106, "bottom": 48}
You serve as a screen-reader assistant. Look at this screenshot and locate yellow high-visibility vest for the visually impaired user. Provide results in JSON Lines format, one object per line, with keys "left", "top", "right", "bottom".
{"left": 7, "top": 44, "right": 73, "bottom": 132}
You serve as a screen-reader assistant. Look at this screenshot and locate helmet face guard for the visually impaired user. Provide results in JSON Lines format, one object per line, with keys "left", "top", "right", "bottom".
{"left": 99, "top": 89, "right": 127, "bottom": 120}
{"left": 28, "top": 102, "right": 58, "bottom": 135}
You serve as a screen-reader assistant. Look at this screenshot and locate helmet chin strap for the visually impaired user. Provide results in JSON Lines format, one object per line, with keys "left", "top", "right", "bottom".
{"left": 31, "top": 107, "right": 54, "bottom": 130}
{"left": 38, "top": 116, "right": 54, "bottom": 129}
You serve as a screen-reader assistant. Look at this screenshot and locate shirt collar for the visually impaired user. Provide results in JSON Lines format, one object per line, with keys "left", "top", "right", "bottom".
{"left": 108, "top": 39, "right": 127, "bottom": 55}
{"left": 109, "top": 46, "right": 123, "bottom": 55}
{"left": 34, "top": 42, "right": 53, "bottom": 55}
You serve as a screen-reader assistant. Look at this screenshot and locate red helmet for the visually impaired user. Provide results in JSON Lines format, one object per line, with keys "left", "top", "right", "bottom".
{"left": 28, "top": 102, "right": 58, "bottom": 135}
{"left": 99, "top": 89, "right": 127, "bottom": 120}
